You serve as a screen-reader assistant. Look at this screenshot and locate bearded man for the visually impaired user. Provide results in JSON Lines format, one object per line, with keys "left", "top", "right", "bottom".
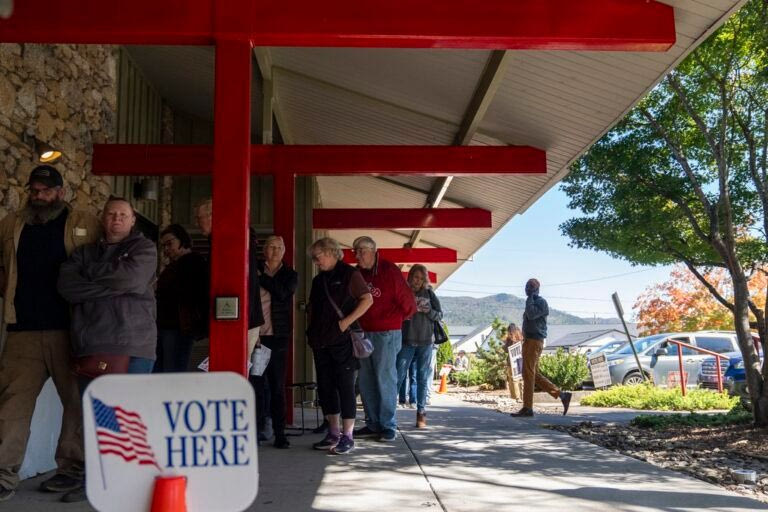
{"left": 0, "top": 165, "right": 100, "bottom": 502}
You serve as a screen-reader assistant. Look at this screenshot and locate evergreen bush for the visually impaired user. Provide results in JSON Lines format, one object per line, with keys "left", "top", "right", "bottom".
{"left": 538, "top": 348, "right": 589, "bottom": 391}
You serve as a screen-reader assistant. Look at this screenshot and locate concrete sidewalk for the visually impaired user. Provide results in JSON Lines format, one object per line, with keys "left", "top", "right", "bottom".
{"left": 4, "top": 394, "right": 767, "bottom": 511}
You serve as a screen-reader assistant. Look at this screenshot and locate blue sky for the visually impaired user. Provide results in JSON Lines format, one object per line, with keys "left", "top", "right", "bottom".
{"left": 439, "top": 185, "right": 674, "bottom": 321}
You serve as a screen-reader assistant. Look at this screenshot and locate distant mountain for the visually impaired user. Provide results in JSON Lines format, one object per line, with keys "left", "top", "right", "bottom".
{"left": 437, "top": 293, "right": 615, "bottom": 327}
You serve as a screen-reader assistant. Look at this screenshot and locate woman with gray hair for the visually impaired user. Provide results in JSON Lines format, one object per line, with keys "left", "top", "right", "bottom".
{"left": 306, "top": 237, "right": 373, "bottom": 455}
{"left": 396, "top": 264, "right": 442, "bottom": 428}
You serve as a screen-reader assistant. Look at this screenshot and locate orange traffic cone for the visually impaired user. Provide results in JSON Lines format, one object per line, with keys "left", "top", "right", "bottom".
{"left": 151, "top": 475, "right": 187, "bottom": 512}
{"left": 437, "top": 373, "right": 448, "bottom": 394}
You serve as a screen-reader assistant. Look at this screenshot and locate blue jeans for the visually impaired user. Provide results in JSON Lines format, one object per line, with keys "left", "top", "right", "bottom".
{"left": 127, "top": 357, "right": 156, "bottom": 374}
{"left": 154, "top": 329, "right": 194, "bottom": 372}
{"left": 358, "top": 330, "right": 401, "bottom": 432}
{"left": 398, "top": 356, "right": 417, "bottom": 404}
{"left": 396, "top": 344, "right": 433, "bottom": 414}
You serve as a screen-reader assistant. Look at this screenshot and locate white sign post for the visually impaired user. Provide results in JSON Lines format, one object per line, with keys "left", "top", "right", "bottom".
{"left": 83, "top": 373, "right": 258, "bottom": 512}
{"left": 589, "top": 353, "right": 612, "bottom": 388}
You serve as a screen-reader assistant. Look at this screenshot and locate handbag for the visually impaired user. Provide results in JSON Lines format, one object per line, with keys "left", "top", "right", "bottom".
{"left": 322, "top": 277, "right": 374, "bottom": 359}
{"left": 433, "top": 321, "right": 449, "bottom": 345}
{"left": 73, "top": 354, "right": 131, "bottom": 378}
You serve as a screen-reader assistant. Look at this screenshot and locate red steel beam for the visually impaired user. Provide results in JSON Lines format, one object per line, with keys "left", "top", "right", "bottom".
{"left": 272, "top": 172, "right": 296, "bottom": 424}
{"left": 402, "top": 271, "right": 437, "bottom": 284}
{"left": 342, "top": 248, "right": 457, "bottom": 264}
{"left": 91, "top": 144, "right": 546, "bottom": 176}
{"left": 314, "top": 208, "right": 492, "bottom": 230}
{"left": 0, "top": 1, "right": 675, "bottom": 51}
{"left": 208, "top": 39, "right": 252, "bottom": 376}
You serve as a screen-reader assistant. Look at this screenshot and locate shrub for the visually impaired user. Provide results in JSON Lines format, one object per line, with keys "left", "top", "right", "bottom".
{"left": 436, "top": 339, "right": 454, "bottom": 373}
{"left": 538, "top": 348, "right": 589, "bottom": 391}
{"left": 453, "top": 365, "right": 485, "bottom": 387}
{"left": 630, "top": 408, "right": 752, "bottom": 429}
{"left": 580, "top": 383, "right": 739, "bottom": 411}
{"left": 474, "top": 336, "right": 509, "bottom": 389}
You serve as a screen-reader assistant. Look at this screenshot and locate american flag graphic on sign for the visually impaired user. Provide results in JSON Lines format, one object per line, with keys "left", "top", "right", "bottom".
{"left": 91, "top": 397, "right": 161, "bottom": 470}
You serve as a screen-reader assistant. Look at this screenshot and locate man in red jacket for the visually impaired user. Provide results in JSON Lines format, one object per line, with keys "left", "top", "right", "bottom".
{"left": 352, "top": 236, "right": 416, "bottom": 442}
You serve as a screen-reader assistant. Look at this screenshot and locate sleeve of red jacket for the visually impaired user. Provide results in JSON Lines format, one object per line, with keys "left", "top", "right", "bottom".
{"left": 395, "top": 269, "right": 417, "bottom": 320}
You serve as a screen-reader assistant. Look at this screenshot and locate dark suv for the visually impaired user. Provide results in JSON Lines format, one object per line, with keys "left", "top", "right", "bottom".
{"left": 698, "top": 335, "right": 762, "bottom": 399}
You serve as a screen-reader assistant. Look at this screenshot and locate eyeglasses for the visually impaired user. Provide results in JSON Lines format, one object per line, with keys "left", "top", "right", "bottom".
{"left": 27, "top": 186, "right": 56, "bottom": 196}
{"left": 311, "top": 252, "right": 323, "bottom": 262}
{"left": 160, "top": 238, "right": 178, "bottom": 248}
{"left": 354, "top": 247, "right": 373, "bottom": 255}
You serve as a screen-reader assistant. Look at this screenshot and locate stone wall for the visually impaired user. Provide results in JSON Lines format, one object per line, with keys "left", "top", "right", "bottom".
{"left": 0, "top": 43, "right": 118, "bottom": 218}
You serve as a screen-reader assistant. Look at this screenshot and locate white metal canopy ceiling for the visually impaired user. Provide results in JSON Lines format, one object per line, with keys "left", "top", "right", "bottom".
{"left": 127, "top": 0, "right": 746, "bottom": 286}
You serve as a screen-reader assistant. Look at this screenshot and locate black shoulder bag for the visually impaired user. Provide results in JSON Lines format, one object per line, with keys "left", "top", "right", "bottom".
{"left": 322, "top": 276, "right": 374, "bottom": 358}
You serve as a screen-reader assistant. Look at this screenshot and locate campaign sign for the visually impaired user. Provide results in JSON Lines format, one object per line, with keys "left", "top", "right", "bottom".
{"left": 83, "top": 373, "right": 257, "bottom": 512}
{"left": 507, "top": 343, "right": 523, "bottom": 380}
{"left": 589, "top": 353, "right": 612, "bottom": 388}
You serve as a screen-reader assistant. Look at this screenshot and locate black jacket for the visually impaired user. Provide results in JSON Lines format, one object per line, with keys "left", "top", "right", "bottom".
{"left": 522, "top": 294, "right": 548, "bottom": 340}
{"left": 257, "top": 259, "right": 298, "bottom": 340}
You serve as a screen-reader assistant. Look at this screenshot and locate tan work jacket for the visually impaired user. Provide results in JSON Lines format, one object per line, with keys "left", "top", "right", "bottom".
{"left": 0, "top": 204, "right": 101, "bottom": 324}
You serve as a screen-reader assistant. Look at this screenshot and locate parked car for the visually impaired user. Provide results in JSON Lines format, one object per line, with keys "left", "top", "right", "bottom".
{"left": 606, "top": 331, "right": 742, "bottom": 387}
{"left": 698, "top": 335, "right": 762, "bottom": 401}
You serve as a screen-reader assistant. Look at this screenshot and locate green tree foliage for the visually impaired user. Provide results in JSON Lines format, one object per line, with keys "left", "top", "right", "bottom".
{"left": 538, "top": 349, "right": 589, "bottom": 391}
{"left": 436, "top": 336, "right": 454, "bottom": 371}
{"left": 560, "top": 0, "right": 768, "bottom": 425}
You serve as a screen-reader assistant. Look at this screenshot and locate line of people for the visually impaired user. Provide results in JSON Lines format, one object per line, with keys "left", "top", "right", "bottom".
{"left": 0, "top": 165, "right": 445, "bottom": 503}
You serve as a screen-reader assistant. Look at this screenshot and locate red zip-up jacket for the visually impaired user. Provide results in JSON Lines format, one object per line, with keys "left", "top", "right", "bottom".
{"left": 358, "top": 257, "right": 417, "bottom": 332}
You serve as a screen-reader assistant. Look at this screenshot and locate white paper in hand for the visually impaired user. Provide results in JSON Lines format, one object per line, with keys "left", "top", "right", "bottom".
{"left": 250, "top": 346, "right": 271, "bottom": 376}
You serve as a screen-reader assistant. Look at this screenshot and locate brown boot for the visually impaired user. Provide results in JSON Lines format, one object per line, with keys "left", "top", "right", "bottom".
{"left": 416, "top": 411, "right": 427, "bottom": 428}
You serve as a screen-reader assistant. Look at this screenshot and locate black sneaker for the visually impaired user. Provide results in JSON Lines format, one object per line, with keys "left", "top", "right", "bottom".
{"left": 378, "top": 429, "right": 396, "bottom": 442}
{"left": 274, "top": 436, "right": 290, "bottom": 449}
{"left": 561, "top": 391, "right": 573, "bottom": 416}
{"left": 0, "top": 488, "right": 15, "bottom": 502}
{"left": 510, "top": 408, "right": 534, "bottom": 417}
{"left": 353, "top": 426, "right": 380, "bottom": 439}
{"left": 329, "top": 435, "right": 354, "bottom": 455}
{"left": 312, "top": 433, "right": 340, "bottom": 450}
{"left": 61, "top": 486, "right": 87, "bottom": 503}
{"left": 40, "top": 473, "right": 83, "bottom": 492}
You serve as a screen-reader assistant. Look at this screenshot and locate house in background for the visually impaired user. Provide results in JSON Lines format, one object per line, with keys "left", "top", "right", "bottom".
{"left": 450, "top": 324, "right": 494, "bottom": 354}
{"left": 544, "top": 325, "right": 638, "bottom": 355}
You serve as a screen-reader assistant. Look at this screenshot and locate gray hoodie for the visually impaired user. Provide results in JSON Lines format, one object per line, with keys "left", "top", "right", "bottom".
{"left": 402, "top": 287, "right": 442, "bottom": 346}
{"left": 58, "top": 231, "right": 157, "bottom": 359}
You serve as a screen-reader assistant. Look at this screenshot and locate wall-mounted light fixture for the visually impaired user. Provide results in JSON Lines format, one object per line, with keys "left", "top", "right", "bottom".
{"left": 21, "top": 133, "right": 63, "bottom": 163}
{"left": 37, "top": 141, "right": 62, "bottom": 163}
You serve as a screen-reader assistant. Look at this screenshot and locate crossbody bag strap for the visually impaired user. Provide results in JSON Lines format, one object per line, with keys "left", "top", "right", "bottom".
{"left": 322, "top": 275, "right": 345, "bottom": 320}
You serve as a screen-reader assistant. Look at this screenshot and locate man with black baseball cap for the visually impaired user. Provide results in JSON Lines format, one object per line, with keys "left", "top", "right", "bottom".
{"left": 0, "top": 165, "right": 100, "bottom": 502}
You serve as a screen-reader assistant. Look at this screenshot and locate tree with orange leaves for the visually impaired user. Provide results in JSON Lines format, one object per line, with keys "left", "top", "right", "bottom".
{"left": 635, "top": 266, "right": 767, "bottom": 336}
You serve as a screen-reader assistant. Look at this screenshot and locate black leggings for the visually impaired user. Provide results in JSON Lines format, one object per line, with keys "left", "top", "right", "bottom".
{"left": 313, "top": 343, "right": 357, "bottom": 420}
{"left": 250, "top": 337, "right": 288, "bottom": 437}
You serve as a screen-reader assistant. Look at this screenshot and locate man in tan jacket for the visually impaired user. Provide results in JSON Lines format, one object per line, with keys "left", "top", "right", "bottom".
{"left": 0, "top": 165, "right": 100, "bottom": 502}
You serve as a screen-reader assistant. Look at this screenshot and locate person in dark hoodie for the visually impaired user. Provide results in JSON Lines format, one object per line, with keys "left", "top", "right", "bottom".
{"left": 57, "top": 196, "right": 157, "bottom": 502}
{"left": 510, "top": 278, "right": 572, "bottom": 418}
{"left": 154, "top": 224, "right": 208, "bottom": 372}
{"left": 352, "top": 236, "right": 416, "bottom": 442}
{"left": 397, "top": 264, "right": 442, "bottom": 428}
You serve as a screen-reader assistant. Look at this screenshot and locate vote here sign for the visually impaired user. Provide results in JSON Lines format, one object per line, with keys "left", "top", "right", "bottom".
{"left": 83, "top": 373, "right": 258, "bottom": 512}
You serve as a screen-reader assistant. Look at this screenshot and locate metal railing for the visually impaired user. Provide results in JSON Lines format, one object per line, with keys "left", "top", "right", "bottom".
{"left": 665, "top": 339, "right": 729, "bottom": 395}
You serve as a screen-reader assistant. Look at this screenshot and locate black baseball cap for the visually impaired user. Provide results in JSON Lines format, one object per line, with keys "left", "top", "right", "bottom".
{"left": 27, "top": 165, "right": 64, "bottom": 188}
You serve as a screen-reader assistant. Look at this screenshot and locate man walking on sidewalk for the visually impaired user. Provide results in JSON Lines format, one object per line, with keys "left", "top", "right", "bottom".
{"left": 510, "top": 278, "right": 572, "bottom": 417}
{"left": 0, "top": 165, "right": 101, "bottom": 502}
